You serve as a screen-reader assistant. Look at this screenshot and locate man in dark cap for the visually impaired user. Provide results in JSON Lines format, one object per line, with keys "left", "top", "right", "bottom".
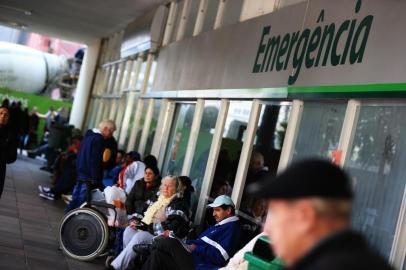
{"left": 249, "top": 158, "right": 394, "bottom": 270}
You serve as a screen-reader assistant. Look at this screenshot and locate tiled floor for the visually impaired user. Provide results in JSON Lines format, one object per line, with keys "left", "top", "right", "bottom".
{"left": 0, "top": 156, "right": 104, "bottom": 270}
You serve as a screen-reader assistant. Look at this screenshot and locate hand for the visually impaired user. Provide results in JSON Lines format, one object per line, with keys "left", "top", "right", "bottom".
{"left": 188, "top": 244, "right": 197, "bottom": 252}
{"left": 129, "top": 219, "right": 139, "bottom": 229}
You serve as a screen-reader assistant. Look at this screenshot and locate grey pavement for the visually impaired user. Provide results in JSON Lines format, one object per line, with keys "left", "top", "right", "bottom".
{"left": 0, "top": 155, "right": 104, "bottom": 270}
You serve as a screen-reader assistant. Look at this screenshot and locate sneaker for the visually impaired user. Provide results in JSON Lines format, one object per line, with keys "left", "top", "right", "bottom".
{"left": 38, "top": 185, "right": 51, "bottom": 193}
{"left": 39, "top": 192, "right": 55, "bottom": 201}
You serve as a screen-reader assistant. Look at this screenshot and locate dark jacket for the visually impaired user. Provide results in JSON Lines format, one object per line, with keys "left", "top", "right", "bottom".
{"left": 289, "top": 230, "right": 394, "bottom": 270}
{"left": 0, "top": 126, "right": 17, "bottom": 164}
{"left": 0, "top": 126, "right": 18, "bottom": 197}
{"left": 76, "top": 129, "right": 104, "bottom": 184}
{"left": 187, "top": 216, "right": 240, "bottom": 269}
{"left": 126, "top": 178, "right": 161, "bottom": 215}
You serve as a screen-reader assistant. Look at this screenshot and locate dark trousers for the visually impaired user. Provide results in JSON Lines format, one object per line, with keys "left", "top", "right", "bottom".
{"left": 0, "top": 164, "right": 5, "bottom": 198}
{"left": 141, "top": 237, "right": 195, "bottom": 270}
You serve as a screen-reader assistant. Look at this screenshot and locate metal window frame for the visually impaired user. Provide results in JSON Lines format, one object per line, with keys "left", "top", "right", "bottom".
{"left": 230, "top": 99, "right": 262, "bottom": 209}
{"left": 277, "top": 99, "right": 304, "bottom": 173}
{"left": 181, "top": 99, "right": 205, "bottom": 176}
{"left": 176, "top": 0, "right": 193, "bottom": 41}
{"left": 127, "top": 98, "right": 146, "bottom": 152}
{"left": 162, "top": 1, "right": 180, "bottom": 46}
{"left": 194, "top": 99, "right": 229, "bottom": 225}
{"left": 138, "top": 99, "right": 155, "bottom": 156}
{"left": 151, "top": 99, "right": 176, "bottom": 168}
{"left": 118, "top": 56, "right": 144, "bottom": 148}
{"left": 214, "top": 0, "right": 227, "bottom": 29}
{"left": 193, "top": 0, "right": 209, "bottom": 36}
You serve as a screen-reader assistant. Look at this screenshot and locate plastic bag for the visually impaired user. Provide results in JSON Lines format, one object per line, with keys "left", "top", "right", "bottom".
{"left": 104, "top": 186, "right": 127, "bottom": 226}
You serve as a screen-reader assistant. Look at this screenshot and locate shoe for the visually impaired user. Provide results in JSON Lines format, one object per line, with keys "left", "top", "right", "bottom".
{"left": 39, "top": 192, "right": 55, "bottom": 201}
{"left": 40, "top": 166, "right": 53, "bottom": 173}
{"left": 38, "top": 185, "right": 51, "bottom": 193}
{"left": 61, "top": 194, "right": 72, "bottom": 204}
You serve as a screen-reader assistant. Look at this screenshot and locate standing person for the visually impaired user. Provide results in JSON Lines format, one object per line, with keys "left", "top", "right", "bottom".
{"left": 65, "top": 119, "right": 116, "bottom": 212}
{"left": 0, "top": 106, "right": 18, "bottom": 198}
{"left": 249, "top": 159, "right": 394, "bottom": 270}
{"left": 28, "top": 107, "right": 40, "bottom": 149}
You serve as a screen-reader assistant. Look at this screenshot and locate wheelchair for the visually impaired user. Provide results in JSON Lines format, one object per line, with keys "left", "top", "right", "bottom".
{"left": 58, "top": 199, "right": 118, "bottom": 261}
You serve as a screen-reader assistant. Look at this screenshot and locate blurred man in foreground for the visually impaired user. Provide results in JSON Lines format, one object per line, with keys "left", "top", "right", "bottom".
{"left": 249, "top": 159, "right": 394, "bottom": 270}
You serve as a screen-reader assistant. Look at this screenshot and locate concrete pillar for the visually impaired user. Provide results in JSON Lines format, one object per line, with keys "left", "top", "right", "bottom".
{"left": 69, "top": 39, "right": 101, "bottom": 129}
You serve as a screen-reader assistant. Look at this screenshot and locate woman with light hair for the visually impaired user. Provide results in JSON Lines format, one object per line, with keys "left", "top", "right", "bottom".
{"left": 108, "top": 176, "right": 190, "bottom": 270}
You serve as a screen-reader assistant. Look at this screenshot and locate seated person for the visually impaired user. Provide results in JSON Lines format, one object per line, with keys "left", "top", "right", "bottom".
{"left": 122, "top": 151, "right": 145, "bottom": 194}
{"left": 38, "top": 136, "right": 82, "bottom": 200}
{"left": 139, "top": 195, "right": 241, "bottom": 270}
{"left": 125, "top": 166, "right": 161, "bottom": 215}
{"left": 103, "top": 150, "right": 125, "bottom": 187}
{"left": 188, "top": 195, "right": 240, "bottom": 270}
{"left": 106, "top": 176, "right": 190, "bottom": 270}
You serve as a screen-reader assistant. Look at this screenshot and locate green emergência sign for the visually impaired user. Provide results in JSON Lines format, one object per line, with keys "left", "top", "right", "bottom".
{"left": 252, "top": 0, "right": 373, "bottom": 85}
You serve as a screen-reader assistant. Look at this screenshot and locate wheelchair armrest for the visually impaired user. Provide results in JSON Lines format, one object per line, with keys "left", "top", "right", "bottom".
{"left": 90, "top": 201, "right": 115, "bottom": 209}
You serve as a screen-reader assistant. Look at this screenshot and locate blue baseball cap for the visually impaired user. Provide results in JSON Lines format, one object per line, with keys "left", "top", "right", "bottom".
{"left": 208, "top": 195, "right": 235, "bottom": 208}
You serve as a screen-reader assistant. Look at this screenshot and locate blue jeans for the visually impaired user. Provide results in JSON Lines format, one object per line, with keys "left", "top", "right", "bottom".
{"left": 65, "top": 181, "right": 89, "bottom": 213}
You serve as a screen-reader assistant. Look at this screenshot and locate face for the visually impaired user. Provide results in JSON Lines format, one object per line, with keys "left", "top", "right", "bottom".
{"left": 161, "top": 178, "right": 177, "bottom": 198}
{"left": 101, "top": 126, "right": 114, "bottom": 139}
{"left": 144, "top": 168, "right": 156, "bottom": 183}
{"left": 212, "top": 206, "right": 232, "bottom": 223}
{"left": 263, "top": 200, "right": 303, "bottom": 266}
{"left": 115, "top": 152, "right": 123, "bottom": 164}
{"left": 0, "top": 108, "right": 10, "bottom": 126}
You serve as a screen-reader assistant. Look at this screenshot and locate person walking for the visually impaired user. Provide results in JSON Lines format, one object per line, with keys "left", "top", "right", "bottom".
{"left": 0, "top": 106, "right": 18, "bottom": 198}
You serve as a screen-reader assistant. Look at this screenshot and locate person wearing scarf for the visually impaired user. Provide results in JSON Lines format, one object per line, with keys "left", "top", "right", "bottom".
{"left": 108, "top": 176, "right": 190, "bottom": 270}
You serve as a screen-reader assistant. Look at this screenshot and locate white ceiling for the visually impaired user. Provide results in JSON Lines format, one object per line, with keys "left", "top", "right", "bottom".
{"left": 0, "top": 0, "right": 168, "bottom": 44}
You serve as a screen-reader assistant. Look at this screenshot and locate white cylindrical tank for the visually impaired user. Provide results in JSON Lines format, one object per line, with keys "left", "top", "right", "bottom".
{"left": 0, "top": 41, "right": 67, "bottom": 93}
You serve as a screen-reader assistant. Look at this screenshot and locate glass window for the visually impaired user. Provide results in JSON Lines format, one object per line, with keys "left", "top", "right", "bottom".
{"left": 292, "top": 103, "right": 346, "bottom": 162}
{"left": 345, "top": 105, "right": 406, "bottom": 259}
{"left": 238, "top": 103, "right": 291, "bottom": 244}
{"left": 144, "top": 100, "right": 162, "bottom": 156}
{"left": 135, "top": 61, "right": 147, "bottom": 90}
{"left": 162, "top": 103, "right": 196, "bottom": 176}
{"left": 201, "top": 0, "right": 220, "bottom": 33}
{"left": 170, "top": 0, "right": 185, "bottom": 42}
{"left": 183, "top": 0, "right": 201, "bottom": 38}
{"left": 210, "top": 101, "right": 253, "bottom": 198}
{"left": 134, "top": 100, "right": 149, "bottom": 151}
{"left": 222, "top": 0, "right": 244, "bottom": 27}
{"left": 189, "top": 101, "right": 221, "bottom": 212}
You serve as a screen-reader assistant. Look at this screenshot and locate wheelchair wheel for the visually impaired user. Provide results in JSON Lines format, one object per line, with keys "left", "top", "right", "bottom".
{"left": 59, "top": 207, "right": 109, "bottom": 261}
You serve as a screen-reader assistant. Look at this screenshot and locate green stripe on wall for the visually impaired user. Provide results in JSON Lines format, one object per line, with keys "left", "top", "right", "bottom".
{"left": 288, "top": 83, "right": 406, "bottom": 93}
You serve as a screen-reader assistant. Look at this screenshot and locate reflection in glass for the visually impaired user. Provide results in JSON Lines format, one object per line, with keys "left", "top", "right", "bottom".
{"left": 144, "top": 100, "right": 161, "bottom": 156}
{"left": 134, "top": 100, "right": 148, "bottom": 151}
{"left": 162, "top": 104, "right": 196, "bottom": 176}
{"left": 292, "top": 103, "right": 346, "bottom": 162}
{"left": 189, "top": 101, "right": 220, "bottom": 212}
{"left": 239, "top": 103, "right": 291, "bottom": 245}
{"left": 346, "top": 105, "right": 406, "bottom": 259}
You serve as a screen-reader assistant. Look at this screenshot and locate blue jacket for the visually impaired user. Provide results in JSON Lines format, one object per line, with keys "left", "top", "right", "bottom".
{"left": 187, "top": 216, "right": 240, "bottom": 269}
{"left": 76, "top": 129, "right": 104, "bottom": 183}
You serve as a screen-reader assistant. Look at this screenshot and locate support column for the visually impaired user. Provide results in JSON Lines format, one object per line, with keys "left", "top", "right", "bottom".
{"left": 69, "top": 39, "right": 101, "bottom": 129}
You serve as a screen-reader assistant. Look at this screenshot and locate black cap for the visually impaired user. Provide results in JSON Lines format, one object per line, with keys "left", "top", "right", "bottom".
{"left": 127, "top": 151, "right": 141, "bottom": 161}
{"left": 178, "top": 176, "right": 195, "bottom": 192}
{"left": 248, "top": 159, "right": 353, "bottom": 199}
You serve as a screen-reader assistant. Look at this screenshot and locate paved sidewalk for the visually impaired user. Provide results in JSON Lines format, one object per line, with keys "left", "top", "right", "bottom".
{"left": 0, "top": 155, "right": 104, "bottom": 270}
